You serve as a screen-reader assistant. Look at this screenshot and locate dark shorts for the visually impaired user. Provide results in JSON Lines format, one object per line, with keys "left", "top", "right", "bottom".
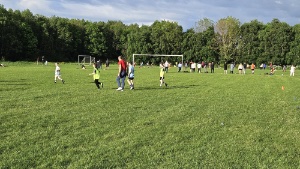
{"left": 128, "top": 77, "right": 134, "bottom": 80}
{"left": 160, "top": 77, "right": 164, "bottom": 80}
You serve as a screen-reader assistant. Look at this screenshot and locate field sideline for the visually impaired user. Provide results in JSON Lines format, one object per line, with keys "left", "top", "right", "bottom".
{"left": 1, "top": 62, "right": 300, "bottom": 168}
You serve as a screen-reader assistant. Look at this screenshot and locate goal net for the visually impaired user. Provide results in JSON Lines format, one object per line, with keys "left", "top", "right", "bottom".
{"left": 78, "top": 55, "right": 95, "bottom": 66}
{"left": 132, "top": 54, "right": 183, "bottom": 66}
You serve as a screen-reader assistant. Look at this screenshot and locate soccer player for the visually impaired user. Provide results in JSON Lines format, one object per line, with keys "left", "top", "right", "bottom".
{"left": 90, "top": 63, "right": 103, "bottom": 90}
{"left": 116, "top": 56, "right": 127, "bottom": 91}
{"left": 290, "top": 65, "right": 295, "bottom": 76}
{"left": 251, "top": 63, "right": 256, "bottom": 74}
{"left": 127, "top": 62, "right": 134, "bottom": 90}
{"left": 159, "top": 62, "right": 168, "bottom": 87}
{"left": 54, "top": 63, "right": 65, "bottom": 84}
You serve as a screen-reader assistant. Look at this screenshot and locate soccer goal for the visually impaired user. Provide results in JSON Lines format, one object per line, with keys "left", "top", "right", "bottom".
{"left": 78, "top": 55, "right": 95, "bottom": 66}
{"left": 132, "top": 54, "right": 184, "bottom": 66}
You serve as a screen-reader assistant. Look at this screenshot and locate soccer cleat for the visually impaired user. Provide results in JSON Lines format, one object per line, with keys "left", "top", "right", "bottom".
{"left": 116, "top": 87, "right": 122, "bottom": 91}
{"left": 165, "top": 83, "right": 168, "bottom": 87}
{"left": 62, "top": 80, "right": 65, "bottom": 84}
{"left": 55, "top": 81, "right": 56, "bottom": 83}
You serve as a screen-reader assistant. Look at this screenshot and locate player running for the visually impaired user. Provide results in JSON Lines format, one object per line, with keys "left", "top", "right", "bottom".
{"left": 54, "top": 63, "right": 65, "bottom": 84}
{"left": 90, "top": 63, "right": 103, "bottom": 90}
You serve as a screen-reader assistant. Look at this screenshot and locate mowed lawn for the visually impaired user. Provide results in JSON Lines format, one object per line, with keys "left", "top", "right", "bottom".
{"left": 1, "top": 62, "right": 300, "bottom": 168}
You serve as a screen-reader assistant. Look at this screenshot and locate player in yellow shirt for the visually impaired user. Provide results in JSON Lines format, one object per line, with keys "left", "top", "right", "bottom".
{"left": 159, "top": 62, "right": 168, "bottom": 87}
{"left": 89, "top": 63, "right": 103, "bottom": 90}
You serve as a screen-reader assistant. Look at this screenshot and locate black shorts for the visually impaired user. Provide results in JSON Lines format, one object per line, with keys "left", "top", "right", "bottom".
{"left": 128, "top": 77, "right": 134, "bottom": 80}
{"left": 160, "top": 77, "right": 164, "bottom": 80}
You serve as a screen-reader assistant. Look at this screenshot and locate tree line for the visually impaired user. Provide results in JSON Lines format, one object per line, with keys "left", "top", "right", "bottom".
{"left": 0, "top": 5, "right": 300, "bottom": 65}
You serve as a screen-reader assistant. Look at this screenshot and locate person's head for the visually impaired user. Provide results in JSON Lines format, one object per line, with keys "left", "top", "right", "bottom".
{"left": 118, "top": 56, "right": 122, "bottom": 61}
{"left": 55, "top": 63, "right": 58, "bottom": 66}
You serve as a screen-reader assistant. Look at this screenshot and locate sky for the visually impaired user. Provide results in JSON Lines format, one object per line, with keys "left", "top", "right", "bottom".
{"left": 0, "top": 0, "right": 300, "bottom": 30}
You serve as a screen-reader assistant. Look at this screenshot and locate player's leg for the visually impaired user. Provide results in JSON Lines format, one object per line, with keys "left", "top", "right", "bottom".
{"left": 95, "top": 79, "right": 100, "bottom": 89}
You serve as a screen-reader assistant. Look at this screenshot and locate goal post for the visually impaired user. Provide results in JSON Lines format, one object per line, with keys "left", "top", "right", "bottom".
{"left": 78, "top": 55, "right": 95, "bottom": 66}
{"left": 132, "top": 54, "right": 183, "bottom": 66}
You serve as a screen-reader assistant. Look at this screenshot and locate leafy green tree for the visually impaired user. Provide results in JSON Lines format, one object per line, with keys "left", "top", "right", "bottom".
{"left": 84, "top": 21, "right": 107, "bottom": 58}
{"left": 287, "top": 24, "right": 300, "bottom": 65}
{"left": 259, "top": 19, "right": 292, "bottom": 65}
{"left": 239, "top": 20, "right": 265, "bottom": 64}
{"left": 214, "top": 16, "right": 241, "bottom": 62}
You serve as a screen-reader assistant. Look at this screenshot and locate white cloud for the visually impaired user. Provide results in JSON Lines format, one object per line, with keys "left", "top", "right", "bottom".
{"left": 0, "top": 0, "right": 299, "bottom": 30}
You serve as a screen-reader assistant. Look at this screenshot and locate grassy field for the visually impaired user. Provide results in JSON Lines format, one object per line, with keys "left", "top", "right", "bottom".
{"left": 1, "top": 62, "right": 300, "bottom": 168}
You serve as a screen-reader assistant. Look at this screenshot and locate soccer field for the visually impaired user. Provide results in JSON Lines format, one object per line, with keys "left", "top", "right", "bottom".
{"left": 1, "top": 62, "right": 300, "bottom": 168}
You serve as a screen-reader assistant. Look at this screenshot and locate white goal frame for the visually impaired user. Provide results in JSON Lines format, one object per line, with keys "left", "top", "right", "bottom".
{"left": 132, "top": 54, "right": 183, "bottom": 66}
{"left": 78, "top": 55, "right": 95, "bottom": 66}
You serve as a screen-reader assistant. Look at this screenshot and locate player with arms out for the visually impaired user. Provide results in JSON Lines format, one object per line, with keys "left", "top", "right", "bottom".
{"left": 159, "top": 61, "right": 168, "bottom": 87}
{"left": 54, "top": 63, "right": 65, "bottom": 84}
{"left": 89, "top": 63, "right": 103, "bottom": 90}
{"left": 127, "top": 62, "right": 135, "bottom": 90}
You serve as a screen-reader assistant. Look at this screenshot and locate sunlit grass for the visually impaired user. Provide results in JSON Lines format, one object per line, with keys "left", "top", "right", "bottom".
{"left": 1, "top": 62, "right": 300, "bottom": 168}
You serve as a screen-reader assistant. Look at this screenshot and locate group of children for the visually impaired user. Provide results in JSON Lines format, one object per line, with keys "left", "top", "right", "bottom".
{"left": 54, "top": 57, "right": 168, "bottom": 91}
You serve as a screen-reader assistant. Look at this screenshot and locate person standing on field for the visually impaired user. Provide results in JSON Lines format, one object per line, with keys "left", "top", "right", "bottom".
{"left": 251, "top": 63, "right": 256, "bottom": 74}
{"left": 127, "top": 62, "right": 135, "bottom": 90}
{"left": 90, "top": 63, "right": 103, "bottom": 90}
{"left": 224, "top": 61, "right": 228, "bottom": 74}
{"left": 290, "top": 65, "right": 295, "bottom": 76}
{"left": 160, "top": 62, "right": 168, "bottom": 87}
{"left": 116, "top": 56, "right": 127, "bottom": 91}
{"left": 243, "top": 62, "right": 247, "bottom": 74}
{"left": 230, "top": 62, "right": 234, "bottom": 74}
{"left": 54, "top": 63, "right": 65, "bottom": 84}
{"left": 211, "top": 61, "right": 215, "bottom": 73}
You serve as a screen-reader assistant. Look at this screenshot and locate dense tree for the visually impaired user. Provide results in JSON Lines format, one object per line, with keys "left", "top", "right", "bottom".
{"left": 214, "top": 16, "right": 241, "bottom": 62}
{"left": 259, "top": 19, "right": 292, "bottom": 65}
{"left": 0, "top": 5, "right": 299, "bottom": 66}
{"left": 239, "top": 20, "right": 265, "bottom": 64}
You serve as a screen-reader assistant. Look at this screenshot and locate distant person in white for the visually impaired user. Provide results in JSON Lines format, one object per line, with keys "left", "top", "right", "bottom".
{"left": 164, "top": 60, "right": 169, "bottom": 73}
{"left": 290, "top": 65, "right": 295, "bottom": 76}
{"left": 54, "top": 63, "right": 65, "bottom": 84}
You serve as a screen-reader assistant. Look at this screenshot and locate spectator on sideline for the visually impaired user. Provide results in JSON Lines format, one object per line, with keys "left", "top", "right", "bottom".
{"left": 178, "top": 62, "right": 182, "bottom": 72}
{"left": 290, "top": 65, "right": 295, "bottom": 76}
{"left": 211, "top": 61, "right": 215, "bottom": 73}
{"left": 197, "top": 61, "right": 202, "bottom": 73}
{"left": 116, "top": 56, "right": 127, "bottom": 91}
{"left": 238, "top": 63, "right": 243, "bottom": 74}
{"left": 164, "top": 60, "right": 169, "bottom": 73}
{"left": 230, "top": 62, "right": 234, "bottom": 74}
{"left": 251, "top": 63, "right": 256, "bottom": 74}
{"left": 224, "top": 61, "right": 228, "bottom": 74}
{"left": 105, "top": 58, "right": 109, "bottom": 69}
{"left": 243, "top": 62, "right": 247, "bottom": 74}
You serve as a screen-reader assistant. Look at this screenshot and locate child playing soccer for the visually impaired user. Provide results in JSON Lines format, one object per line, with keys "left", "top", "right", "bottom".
{"left": 127, "top": 62, "right": 135, "bottom": 90}
{"left": 89, "top": 63, "right": 103, "bottom": 90}
{"left": 54, "top": 63, "right": 65, "bottom": 84}
{"left": 159, "top": 62, "right": 168, "bottom": 87}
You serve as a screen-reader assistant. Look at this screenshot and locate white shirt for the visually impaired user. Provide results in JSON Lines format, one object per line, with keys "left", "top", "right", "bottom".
{"left": 55, "top": 66, "right": 60, "bottom": 75}
{"left": 291, "top": 66, "right": 295, "bottom": 72}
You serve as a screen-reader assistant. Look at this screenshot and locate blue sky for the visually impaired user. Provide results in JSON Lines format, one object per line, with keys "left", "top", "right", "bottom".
{"left": 0, "top": 0, "right": 299, "bottom": 30}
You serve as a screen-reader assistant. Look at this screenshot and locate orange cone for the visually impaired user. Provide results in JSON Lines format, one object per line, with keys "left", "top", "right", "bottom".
{"left": 282, "top": 86, "right": 284, "bottom": 90}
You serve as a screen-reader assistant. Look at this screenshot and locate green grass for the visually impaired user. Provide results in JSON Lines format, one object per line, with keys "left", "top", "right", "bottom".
{"left": 1, "top": 62, "right": 300, "bottom": 168}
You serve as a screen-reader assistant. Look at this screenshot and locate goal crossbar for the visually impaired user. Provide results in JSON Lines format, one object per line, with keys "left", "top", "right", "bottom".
{"left": 132, "top": 54, "right": 183, "bottom": 65}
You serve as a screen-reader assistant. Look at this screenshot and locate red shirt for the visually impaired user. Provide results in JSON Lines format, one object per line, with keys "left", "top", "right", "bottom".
{"left": 118, "top": 59, "right": 127, "bottom": 71}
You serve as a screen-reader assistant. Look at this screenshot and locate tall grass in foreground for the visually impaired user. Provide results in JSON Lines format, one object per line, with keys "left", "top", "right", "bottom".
{"left": 1, "top": 62, "right": 300, "bottom": 168}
